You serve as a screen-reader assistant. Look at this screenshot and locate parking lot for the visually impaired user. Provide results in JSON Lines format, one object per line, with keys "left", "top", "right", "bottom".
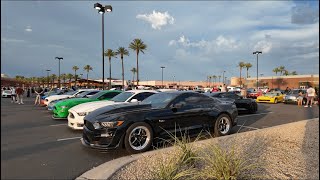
{"left": 1, "top": 96, "right": 319, "bottom": 179}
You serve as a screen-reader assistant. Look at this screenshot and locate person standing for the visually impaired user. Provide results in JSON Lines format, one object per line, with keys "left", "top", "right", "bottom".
{"left": 11, "top": 86, "right": 17, "bottom": 103}
{"left": 305, "top": 85, "right": 316, "bottom": 107}
{"left": 297, "top": 90, "right": 304, "bottom": 106}
{"left": 221, "top": 84, "right": 227, "bottom": 92}
{"left": 27, "top": 87, "right": 31, "bottom": 97}
{"left": 34, "top": 86, "right": 44, "bottom": 105}
{"left": 16, "top": 86, "right": 24, "bottom": 104}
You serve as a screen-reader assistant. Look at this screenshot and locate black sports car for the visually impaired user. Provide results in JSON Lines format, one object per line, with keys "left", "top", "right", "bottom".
{"left": 81, "top": 91, "right": 238, "bottom": 153}
{"left": 205, "top": 92, "right": 258, "bottom": 113}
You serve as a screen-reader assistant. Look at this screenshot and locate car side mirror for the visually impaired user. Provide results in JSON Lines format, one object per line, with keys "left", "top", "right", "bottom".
{"left": 130, "top": 99, "right": 138, "bottom": 103}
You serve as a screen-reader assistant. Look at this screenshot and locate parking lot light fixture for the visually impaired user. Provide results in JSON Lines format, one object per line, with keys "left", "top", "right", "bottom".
{"left": 161, "top": 66, "right": 165, "bottom": 88}
{"left": 94, "top": 2, "right": 113, "bottom": 90}
{"left": 222, "top": 71, "right": 226, "bottom": 84}
{"left": 253, "top": 51, "right": 262, "bottom": 90}
{"left": 55, "top": 57, "right": 63, "bottom": 88}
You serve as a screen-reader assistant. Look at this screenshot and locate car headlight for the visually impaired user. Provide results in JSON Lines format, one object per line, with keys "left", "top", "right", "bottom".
{"left": 93, "top": 122, "right": 101, "bottom": 129}
{"left": 101, "top": 121, "right": 124, "bottom": 128}
{"left": 77, "top": 112, "right": 89, "bottom": 116}
{"left": 61, "top": 106, "right": 68, "bottom": 109}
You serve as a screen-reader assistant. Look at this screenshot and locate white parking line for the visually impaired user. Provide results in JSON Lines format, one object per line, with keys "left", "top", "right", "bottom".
{"left": 57, "top": 137, "right": 81, "bottom": 141}
{"left": 236, "top": 125, "right": 259, "bottom": 130}
{"left": 238, "top": 112, "right": 273, "bottom": 118}
{"left": 50, "top": 124, "right": 66, "bottom": 127}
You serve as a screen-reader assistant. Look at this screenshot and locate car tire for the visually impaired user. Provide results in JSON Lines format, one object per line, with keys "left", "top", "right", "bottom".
{"left": 214, "top": 114, "right": 232, "bottom": 137}
{"left": 274, "top": 98, "right": 278, "bottom": 104}
{"left": 248, "top": 103, "right": 257, "bottom": 114}
{"left": 124, "top": 122, "right": 153, "bottom": 154}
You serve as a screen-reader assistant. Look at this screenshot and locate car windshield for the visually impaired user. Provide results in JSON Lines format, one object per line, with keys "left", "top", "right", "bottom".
{"left": 4, "top": 90, "right": 11, "bottom": 93}
{"left": 141, "top": 93, "right": 179, "bottom": 109}
{"left": 64, "top": 91, "right": 77, "bottom": 95}
{"left": 289, "top": 90, "right": 304, "bottom": 94}
{"left": 265, "top": 92, "right": 278, "bottom": 96}
{"left": 88, "top": 91, "right": 107, "bottom": 99}
{"left": 111, "top": 92, "right": 134, "bottom": 102}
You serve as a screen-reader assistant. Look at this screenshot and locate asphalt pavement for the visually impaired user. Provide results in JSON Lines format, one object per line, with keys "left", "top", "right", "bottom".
{"left": 1, "top": 96, "right": 319, "bottom": 179}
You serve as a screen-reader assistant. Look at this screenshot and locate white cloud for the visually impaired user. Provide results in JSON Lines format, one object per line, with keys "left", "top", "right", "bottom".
{"left": 25, "top": 25, "right": 32, "bottom": 32}
{"left": 169, "top": 35, "right": 241, "bottom": 52}
{"left": 1, "top": 38, "right": 26, "bottom": 43}
{"left": 136, "top": 10, "right": 174, "bottom": 30}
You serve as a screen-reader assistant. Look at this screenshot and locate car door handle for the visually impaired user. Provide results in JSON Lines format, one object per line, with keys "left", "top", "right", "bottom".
{"left": 159, "top": 120, "right": 166, "bottom": 122}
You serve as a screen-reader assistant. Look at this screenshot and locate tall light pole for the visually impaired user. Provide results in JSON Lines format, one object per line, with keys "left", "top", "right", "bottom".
{"left": 161, "top": 66, "right": 165, "bottom": 88}
{"left": 46, "top": 69, "right": 51, "bottom": 88}
{"left": 225, "top": 76, "right": 227, "bottom": 85}
{"left": 253, "top": 51, "right": 262, "bottom": 90}
{"left": 55, "top": 57, "right": 63, "bottom": 88}
{"left": 94, "top": 3, "right": 112, "bottom": 90}
{"left": 222, "top": 71, "right": 226, "bottom": 84}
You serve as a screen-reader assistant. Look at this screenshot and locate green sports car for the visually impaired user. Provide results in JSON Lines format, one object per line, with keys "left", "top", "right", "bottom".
{"left": 52, "top": 90, "right": 121, "bottom": 119}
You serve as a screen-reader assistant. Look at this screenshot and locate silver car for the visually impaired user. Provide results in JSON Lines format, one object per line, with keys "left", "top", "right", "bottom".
{"left": 283, "top": 89, "right": 307, "bottom": 104}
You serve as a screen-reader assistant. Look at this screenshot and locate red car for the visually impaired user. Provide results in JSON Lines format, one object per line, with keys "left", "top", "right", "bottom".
{"left": 247, "top": 91, "right": 263, "bottom": 99}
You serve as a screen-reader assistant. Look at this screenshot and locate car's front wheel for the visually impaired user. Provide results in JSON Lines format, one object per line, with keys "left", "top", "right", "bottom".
{"left": 124, "top": 122, "right": 153, "bottom": 154}
{"left": 214, "top": 114, "right": 232, "bottom": 137}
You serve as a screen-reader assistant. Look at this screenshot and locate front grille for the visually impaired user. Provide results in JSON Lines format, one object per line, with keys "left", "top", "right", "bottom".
{"left": 259, "top": 99, "right": 270, "bottom": 101}
{"left": 85, "top": 120, "right": 95, "bottom": 131}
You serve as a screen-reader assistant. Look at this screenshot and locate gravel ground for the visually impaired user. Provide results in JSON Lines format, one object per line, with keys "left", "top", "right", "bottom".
{"left": 111, "top": 119, "right": 319, "bottom": 180}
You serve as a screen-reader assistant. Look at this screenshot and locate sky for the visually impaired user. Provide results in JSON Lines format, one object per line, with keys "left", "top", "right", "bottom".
{"left": 1, "top": 0, "right": 319, "bottom": 82}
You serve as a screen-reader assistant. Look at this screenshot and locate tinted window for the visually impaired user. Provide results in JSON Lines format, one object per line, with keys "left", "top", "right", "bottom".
{"left": 130, "top": 92, "right": 156, "bottom": 101}
{"left": 141, "top": 93, "right": 179, "bottom": 108}
{"left": 111, "top": 92, "right": 135, "bottom": 102}
{"left": 171, "top": 93, "right": 213, "bottom": 108}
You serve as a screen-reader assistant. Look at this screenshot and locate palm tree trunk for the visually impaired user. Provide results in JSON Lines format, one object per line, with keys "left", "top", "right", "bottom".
{"left": 121, "top": 57, "right": 124, "bottom": 91}
{"left": 87, "top": 73, "right": 89, "bottom": 87}
{"left": 74, "top": 70, "right": 77, "bottom": 87}
{"left": 109, "top": 57, "right": 112, "bottom": 89}
{"left": 240, "top": 68, "right": 242, "bottom": 86}
{"left": 136, "top": 51, "right": 139, "bottom": 86}
{"left": 132, "top": 72, "right": 135, "bottom": 86}
{"left": 246, "top": 68, "right": 249, "bottom": 78}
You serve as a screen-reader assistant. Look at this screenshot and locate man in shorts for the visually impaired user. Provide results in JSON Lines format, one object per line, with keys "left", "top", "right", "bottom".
{"left": 305, "top": 85, "right": 316, "bottom": 107}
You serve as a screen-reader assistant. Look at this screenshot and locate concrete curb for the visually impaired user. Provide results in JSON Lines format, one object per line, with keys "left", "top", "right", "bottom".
{"left": 75, "top": 118, "right": 319, "bottom": 180}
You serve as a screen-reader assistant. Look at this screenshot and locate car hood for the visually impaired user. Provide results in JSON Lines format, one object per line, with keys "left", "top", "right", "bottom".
{"left": 55, "top": 98, "right": 95, "bottom": 107}
{"left": 84, "top": 103, "right": 151, "bottom": 122}
{"left": 69, "top": 100, "right": 120, "bottom": 113}
{"left": 46, "top": 95, "right": 72, "bottom": 101}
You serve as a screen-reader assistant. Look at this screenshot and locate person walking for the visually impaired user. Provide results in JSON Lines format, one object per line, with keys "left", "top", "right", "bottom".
{"left": 297, "top": 90, "right": 304, "bottom": 106}
{"left": 221, "top": 84, "right": 227, "bottom": 92}
{"left": 34, "top": 86, "right": 44, "bottom": 105}
{"left": 27, "top": 87, "right": 31, "bottom": 97}
{"left": 11, "top": 86, "right": 17, "bottom": 103}
{"left": 16, "top": 86, "right": 24, "bottom": 104}
{"left": 305, "top": 85, "right": 316, "bottom": 107}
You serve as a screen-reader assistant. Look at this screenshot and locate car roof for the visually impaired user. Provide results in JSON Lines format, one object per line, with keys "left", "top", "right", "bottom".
{"left": 126, "top": 90, "right": 158, "bottom": 93}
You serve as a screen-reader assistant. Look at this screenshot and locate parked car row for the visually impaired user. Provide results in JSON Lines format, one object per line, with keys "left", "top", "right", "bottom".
{"left": 37, "top": 89, "right": 240, "bottom": 154}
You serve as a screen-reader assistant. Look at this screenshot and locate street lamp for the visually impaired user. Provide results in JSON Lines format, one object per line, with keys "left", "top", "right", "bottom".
{"left": 46, "top": 69, "right": 51, "bottom": 88}
{"left": 222, "top": 71, "right": 226, "bottom": 84}
{"left": 161, "top": 66, "right": 165, "bottom": 88}
{"left": 253, "top": 51, "right": 262, "bottom": 90}
{"left": 94, "top": 3, "right": 112, "bottom": 90}
{"left": 225, "top": 76, "right": 227, "bottom": 85}
{"left": 260, "top": 73, "right": 264, "bottom": 77}
{"left": 55, "top": 57, "right": 63, "bottom": 88}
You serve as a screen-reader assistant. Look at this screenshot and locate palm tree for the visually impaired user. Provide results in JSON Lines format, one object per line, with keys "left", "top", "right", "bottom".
{"left": 272, "top": 67, "right": 280, "bottom": 76}
{"left": 244, "top": 63, "right": 252, "bottom": 78}
{"left": 66, "top": 73, "right": 73, "bottom": 88}
{"left": 72, "top": 66, "right": 79, "bottom": 87}
{"left": 278, "top": 66, "right": 285, "bottom": 76}
{"left": 284, "top": 70, "right": 289, "bottom": 76}
{"left": 51, "top": 74, "right": 57, "bottom": 87}
{"left": 84, "top": 65, "right": 93, "bottom": 87}
{"left": 60, "top": 73, "right": 67, "bottom": 87}
{"left": 212, "top": 75, "right": 217, "bottom": 86}
{"left": 41, "top": 76, "right": 46, "bottom": 87}
{"left": 238, "top": 62, "right": 246, "bottom": 87}
{"left": 208, "top": 76, "right": 212, "bottom": 87}
{"left": 130, "top": 68, "right": 137, "bottom": 86}
{"left": 129, "top": 38, "right": 147, "bottom": 86}
{"left": 291, "top": 71, "right": 298, "bottom": 75}
{"left": 104, "top": 49, "right": 117, "bottom": 89}
{"left": 116, "top": 47, "right": 130, "bottom": 90}
{"left": 218, "top": 75, "right": 221, "bottom": 84}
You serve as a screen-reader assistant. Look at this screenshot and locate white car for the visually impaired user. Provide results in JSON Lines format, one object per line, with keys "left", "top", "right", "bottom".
{"left": 2, "top": 90, "right": 12, "bottom": 98}
{"left": 67, "top": 90, "right": 157, "bottom": 130}
{"left": 44, "top": 89, "right": 97, "bottom": 106}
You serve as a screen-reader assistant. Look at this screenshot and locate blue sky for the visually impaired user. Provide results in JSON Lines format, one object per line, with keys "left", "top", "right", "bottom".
{"left": 1, "top": 1, "right": 319, "bottom": 81}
